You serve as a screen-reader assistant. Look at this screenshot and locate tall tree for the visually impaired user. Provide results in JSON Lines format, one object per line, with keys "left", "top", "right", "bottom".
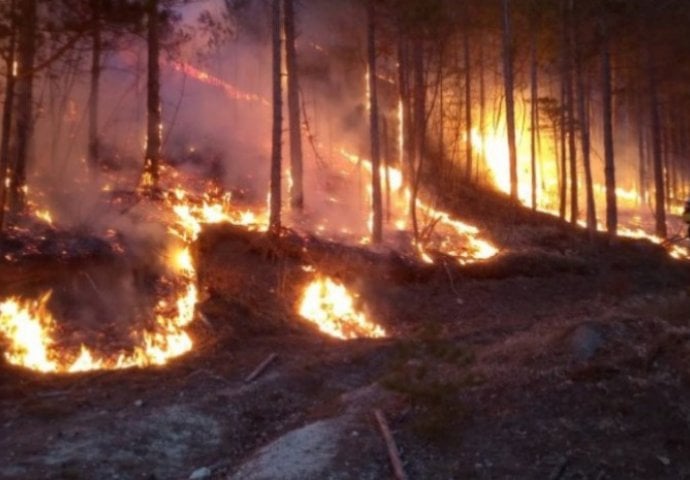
{"left": 463, "top": 18, "right": 472, "bottom": 181}
{"left": 87, "top": 0, "right": 102, "bottom": 171}
{"left": 647, "top": 31, "right": 665, "bottom": 238}
{"left": 268, "top": 0, "right": 282, "bottom": 233}
{"left": 0, "top": 0, "right": 17, "bottom": 231}
{"left": 573, "top": 7, "right": 595, "bottom": 232}
{"left": 564, "top": 0, "right": 578, "bottom": 225}
{"left": 600, "top": 15, "right": 617, "bottom": 236}
{"left": 529, "top": 4, "right": 539, "bottom": 211}
{"left": 142, "top": 0, "right": 162, "bottom": 191}
{"left": 501, "top": 0, "right": 518, "bottom": 201}
{"left": 9, "top": 0, "right": 38, "bottom": 215}
{"left": 367, "top": 1, "right": 383, "bottom": 243}
{"left": 284, "top": 0, "right": 303, "bottom": 210}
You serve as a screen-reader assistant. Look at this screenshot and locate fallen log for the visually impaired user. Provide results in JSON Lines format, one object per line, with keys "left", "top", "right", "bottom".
{"left": 374, "top": 409, "right": 408, "bottom": 480}
{"left": 244, "top": 353, "right": 278, "bottom": 383}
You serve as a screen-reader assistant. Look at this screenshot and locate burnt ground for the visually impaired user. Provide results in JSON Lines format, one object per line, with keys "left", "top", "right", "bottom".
{"left": 1, "top": 188, "right": 690, "bottom": 480}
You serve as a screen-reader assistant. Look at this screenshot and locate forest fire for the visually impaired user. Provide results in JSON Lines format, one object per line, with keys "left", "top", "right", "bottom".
{"left": 338, "top": 148, "right": 498, "bottom": 263}
{"left": 0, "top": 191, "right": 206, "bottom": 373}
{"left": 0, "top": 279, "right": 198, "bottom": 373}
{"left": 298, "top": 275, "right": 386, "bottom": 340}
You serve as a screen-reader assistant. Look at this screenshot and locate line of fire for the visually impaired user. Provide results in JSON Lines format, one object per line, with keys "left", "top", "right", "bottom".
{"left": 0, "top": 1, "right": 688, "bottom": 479}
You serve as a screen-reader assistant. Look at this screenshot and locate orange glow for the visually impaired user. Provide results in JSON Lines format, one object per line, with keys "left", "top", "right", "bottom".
{"left": 338, "top": 147, "right": 498, "bottom": 264}
{"left": 298, "top": 275, "right": 386, "bottom": 339}
{"left": 34, "top": 209, "right": 54, "bottom": 225}
{"left": 168, "top": 60, "right": 269, "bottom": 105}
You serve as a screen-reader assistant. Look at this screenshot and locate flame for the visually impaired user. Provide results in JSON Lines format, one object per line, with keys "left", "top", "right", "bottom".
{"left": 470, "top": 123, "right": 688, "bottom": 260}
{"left": 167, "top": 60, "right": 269, "bottom": 105}
{"left": 0, "top": 187, "right": 216, "bottom": 373}
{"left": 338, "top": 148, "right": 498, "bottom": 263}
{"left": 0, "top": 293, "right": 58, "bottom": 373}
{"left": 34, "top": 209, "right": 54, "bottom": 225}
{"left": 169, "top": 189, "right": 267, "bottom": 242}
{"left": 298, "top": 276, "right": 386, "bottom": 339}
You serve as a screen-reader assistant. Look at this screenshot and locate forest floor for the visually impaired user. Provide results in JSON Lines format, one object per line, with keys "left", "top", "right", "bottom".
{"left": 1, "top": 185, "right": 689, "bottom": 480}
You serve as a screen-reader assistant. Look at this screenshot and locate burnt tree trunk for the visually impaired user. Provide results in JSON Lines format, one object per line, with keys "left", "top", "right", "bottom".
{"left": 284, "top": 0, "right": 303, "bottom": 210}
{"left": 143, "top": 0, "right": 161, "bottom": 190}
{"left": 478, "top": 40, "right": 486, "bottom": 182}
{"left": 646, "top": 35, "right": 666, "bottom": 237}
{"left": 565, "top": 0, "right": 578, "bottom": 225}
{"left": 464, "top": 26, "right": 472, "bottom": 181}
{"left": 10, "top": 0, "right": 37, "bottom": 216}
{"left": 0, "top": 0, "right": 16, "bottom": 232}
{"left": 501, "top": 0, "right": 518, "bottom": 201}
{"left": 410, "top": 39, "right": 425, "bottom": 242}
{"left": 397, "top": 38, "right": 414, "bottom": 188}
{"left": 559, "top": 70, "right": 567, "bottom": 219}
{"left": 637, "top": 104, "right": 646, "bottom": 205}
{"left": 601, "top": 19, "right": 617, "bottom": 236}
{"left": 367, "top": 2, "right": 383, "bottom": 243}
{"left": 574, "top": 15, "right": 595, "bottom": 233}
{"left": 269, "top": 0, "right": 282, "bottom": 233}
{"left": 88, "top": 0, "right": 102, "bottom": 172}
{"left": 529, "top": 17, "right": 538, "bottom": 211}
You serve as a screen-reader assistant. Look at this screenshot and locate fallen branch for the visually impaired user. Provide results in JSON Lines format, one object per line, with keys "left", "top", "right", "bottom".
{"left": 245, "top": 353, "right": 278, "bottom": 383}
{"left": 374, "top": 409, "right": 408, "bottom": 480}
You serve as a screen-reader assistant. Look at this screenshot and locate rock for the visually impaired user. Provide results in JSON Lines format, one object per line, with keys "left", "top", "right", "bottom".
{"left": 189, "top": 466, "right": 212, "bottom": 479}
{"left": 570, "top": 324, "right": 604, "bottom": 361}
{"left": 656, "top": 455, "right": 671, "bottom": 466}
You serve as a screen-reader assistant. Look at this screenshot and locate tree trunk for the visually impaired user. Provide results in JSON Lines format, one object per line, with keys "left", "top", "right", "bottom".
{"left": 574, "top": 15, "right": 595, "bottom": 233}
{"left": 565, "top": 0, "right": 578, "bottom": 225}
{"left": 10, "top": 0, "right": 37, "bottom": 216}
{"left": 464, "top": 27, "right": 472, "bottom": 181}
{"left": 269, "top": 0, "right": 282, "bottom": 233}
{"left": 143, "top": 0, "right": 161, "bottom": 190}
{"left": 0, "top": 0, "right": 16, "bottom": 232}
{"left": 283, "top": 0, "right": 303, "bottom": 210}
{"left": 382, "top": 115, "right": 391, "bottom": 222}
{"left": 559, "top": 70, "right": 567, "bottom": 219}
{"left": 367, "top": 2, "right": 383, "bottom": 243}
{"left": 88, "top": 0, "right": 102, "bottom": 172}
{"left": 410, "top": 40, "right": 425, "bottom": 242}
{"left": 529, "top": 20, "right": 538, "bottom": 211}
{"left": 646, "top": 36, "right": 666, "bottom": 237}
{"left": 397, "top": 38, "right": 414, "bottom": 187}
{"left": 501, "top": 0, "right": 518, "bottom": 201}
{"left": 478, "top": 40, "right": 486, "bottom": 182}
{"left": 637, "top": 104, "right": 646, "bottom": 206}
{"left": 601, "top": 20, "right": 617, "bottom": 236}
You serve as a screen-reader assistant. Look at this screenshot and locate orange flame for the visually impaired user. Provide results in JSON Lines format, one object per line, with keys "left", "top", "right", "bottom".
{"left": 298, "top": 275, "right": 386, "bottom": 339}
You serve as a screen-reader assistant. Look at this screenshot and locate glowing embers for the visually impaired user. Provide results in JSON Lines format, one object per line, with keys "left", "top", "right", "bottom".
{"left": 298, "top": 275, "right": 386, "bottom": 340}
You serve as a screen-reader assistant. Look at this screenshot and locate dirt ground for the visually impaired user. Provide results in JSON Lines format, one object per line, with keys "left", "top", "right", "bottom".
{"left": 1, "top": 189, "right": 689, "bottom": 480}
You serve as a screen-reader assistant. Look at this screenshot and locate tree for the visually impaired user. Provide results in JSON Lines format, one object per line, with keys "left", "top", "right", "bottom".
{"left": 501, "top": 0, "right": 518, "bottom": 202}
{"left": 9, "top": 0, "right": 38, "bottom": 216}
{"left": 367, "top": 1, "right": 383, "bottom": 243}
{"left": 142, "top": 0, "right": 162, "bottom": 191}
{"left": 600, "top": 14, "right": 617, "bottom": 236}
{"left": 284, "top": 0, "right": 303, "bottom": 210}
{"left": 573, "top": 5, "right": 595, "bottom": 233}
{"left": 268, "top": 0, "right": 282, "bottom": 233}
{"left": 0, "top": 0, "right": 17, "bottom": 231}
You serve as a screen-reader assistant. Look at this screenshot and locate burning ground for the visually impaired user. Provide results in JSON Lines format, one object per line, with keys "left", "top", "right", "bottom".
{"left": 0, "top": 182, "right": 689, "bottom": 480}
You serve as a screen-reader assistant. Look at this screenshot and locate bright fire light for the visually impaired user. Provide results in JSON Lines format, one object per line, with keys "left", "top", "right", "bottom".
{"left": 298, "top": 275, "right": 386, "bottom": 340}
